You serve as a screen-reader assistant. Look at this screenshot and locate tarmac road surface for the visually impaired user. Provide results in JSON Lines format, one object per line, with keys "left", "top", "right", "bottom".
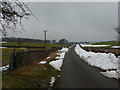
{"left": 53, "top": 46, "right": 118, "bottom": 88}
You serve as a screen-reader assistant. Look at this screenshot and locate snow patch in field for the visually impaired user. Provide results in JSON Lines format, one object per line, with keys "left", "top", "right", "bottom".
{"left": 49, "top": 77, "right": 55, "bottom": 87}
{"left": 39, "top": 61, "right": 47, "bottom": 64}
{"left": 0, "top": 47, "right": 6, "bottom": 48}
{"left": 0, "top": 42, "right": 7, "bottom": 43}
{"left": 81, "top": 44, "right": 110, "bottom": 47}
{"left": 0, "top": 65, "right": 9, "bottom": 72}
{"left": 49, "top": 47, "right": 69, "bottom": 71}
{"left": 112, "top": 46, "right": 120, "bottom": 48}
{"left": 20, "top": 48, "right": 27, "bottom": 49}
{"left": 75, "top": 44, "right": 119, "bottom": 79}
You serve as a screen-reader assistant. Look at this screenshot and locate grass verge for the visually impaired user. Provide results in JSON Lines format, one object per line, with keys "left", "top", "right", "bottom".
{"left": 2, "top": 51, "right": 59, "bottom": 88}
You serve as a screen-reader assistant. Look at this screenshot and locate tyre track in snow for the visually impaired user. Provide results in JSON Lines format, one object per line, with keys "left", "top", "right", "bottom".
{"left": 53, "top": 46, "right": 118, "bottom": 88}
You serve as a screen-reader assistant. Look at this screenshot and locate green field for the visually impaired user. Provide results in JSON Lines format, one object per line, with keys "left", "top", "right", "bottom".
{"left": 2, "top": 42, "right": 67, "bottom": 49}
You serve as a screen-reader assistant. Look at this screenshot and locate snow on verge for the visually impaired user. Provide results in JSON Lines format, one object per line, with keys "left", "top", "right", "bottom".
{"left": 39, "top": 61, "right": 47, "bottom": 64}
{"left": 59, "top": 47, "right": 69, "bottom": 52}
{"left": 75, "top": 44, "right": 119, "bottom": 79}
{"left": 0, "top": 65, "right": 9, "bottom": 72}
{"left": 49, "top": 47, "right": 69, "bottom": 71}
{"left": 49, "top": 59, "right": 63, "bottom": 71}
{"left": 46, "top": 57, "right": 50, "bottom": 60}
{"left": 49, "top": 77, "right": 55, "bottom": 87}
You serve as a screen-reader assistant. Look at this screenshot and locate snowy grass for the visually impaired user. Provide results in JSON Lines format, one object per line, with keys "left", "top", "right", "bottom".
{"left": 75, "top": 44, "right": 119, "bottom": 79}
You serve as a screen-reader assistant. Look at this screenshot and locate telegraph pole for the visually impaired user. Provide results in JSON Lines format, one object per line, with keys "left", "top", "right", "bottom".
{"left": 43, "top": 30, "right": 47, "bottom": 48}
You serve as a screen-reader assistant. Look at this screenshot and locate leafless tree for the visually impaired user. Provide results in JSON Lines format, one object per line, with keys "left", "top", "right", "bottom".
{"left": 0, "top": 0, "right": 33, "bottom": 37}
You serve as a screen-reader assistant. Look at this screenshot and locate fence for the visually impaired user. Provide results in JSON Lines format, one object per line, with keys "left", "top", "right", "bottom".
{"left": 1, "top": 53, "right": 11, "bottom": 66}
{"left": 9, "top": 49, "right": 58, "bottom": 71}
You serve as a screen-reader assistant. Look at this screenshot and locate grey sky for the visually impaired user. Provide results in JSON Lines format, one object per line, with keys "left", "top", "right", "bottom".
{"left": 10, "top": 2, "right": 118, "bottom": 42}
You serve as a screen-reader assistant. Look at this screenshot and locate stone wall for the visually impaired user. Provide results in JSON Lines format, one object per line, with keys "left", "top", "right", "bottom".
{"left": 9, "top": 50, "right": 55, "bottom": 70}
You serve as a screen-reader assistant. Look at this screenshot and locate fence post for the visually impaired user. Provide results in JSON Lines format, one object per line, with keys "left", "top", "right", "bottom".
{"left": 9, "top": 53, "right": 15, "bottom": 71}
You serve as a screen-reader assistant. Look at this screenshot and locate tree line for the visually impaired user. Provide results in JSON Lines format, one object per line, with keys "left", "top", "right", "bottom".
{"left": 2, "top": 37, "right": 72, "bottom": 45}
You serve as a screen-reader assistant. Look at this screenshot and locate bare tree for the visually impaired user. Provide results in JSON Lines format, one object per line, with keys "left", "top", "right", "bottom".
{"left": 0, "top": 0, "right": 33, "bottom": 36}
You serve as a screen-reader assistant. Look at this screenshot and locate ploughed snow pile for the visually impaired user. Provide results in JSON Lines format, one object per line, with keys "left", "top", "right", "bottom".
{"left": 49, "top": 47, "right": 69, "bottom": 71}
{"left": 49, "top": 59, "right": 63, "bottom": 71}
{"left": 75, "top": 44, "right": 119, "bottom": 79}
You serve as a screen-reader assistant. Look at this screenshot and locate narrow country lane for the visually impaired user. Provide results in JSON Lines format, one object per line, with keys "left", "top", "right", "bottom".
{"left": 53, "top": 46, "right": 118, "bottom": 88}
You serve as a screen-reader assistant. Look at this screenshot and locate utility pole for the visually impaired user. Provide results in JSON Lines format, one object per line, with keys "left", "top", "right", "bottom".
{"left": 43, "top": 30, "right": 48, "bottom": 48}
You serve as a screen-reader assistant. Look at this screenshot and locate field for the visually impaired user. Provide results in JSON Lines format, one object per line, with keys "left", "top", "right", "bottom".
{"left": 2, "top": 42, "right": 67, "bottom": 49}
{"left": 91, "top": 41, "right": 120, "bottom": 46}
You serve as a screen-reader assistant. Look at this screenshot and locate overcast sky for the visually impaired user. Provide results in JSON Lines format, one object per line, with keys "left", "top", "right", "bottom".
{"left": 10, "top": 2, "right": 118, "bottom": 42}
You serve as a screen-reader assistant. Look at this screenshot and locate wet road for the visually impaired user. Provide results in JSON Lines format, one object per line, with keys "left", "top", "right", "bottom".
{"left": 54, "top": 46, "right": 118, "bottom": 88}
